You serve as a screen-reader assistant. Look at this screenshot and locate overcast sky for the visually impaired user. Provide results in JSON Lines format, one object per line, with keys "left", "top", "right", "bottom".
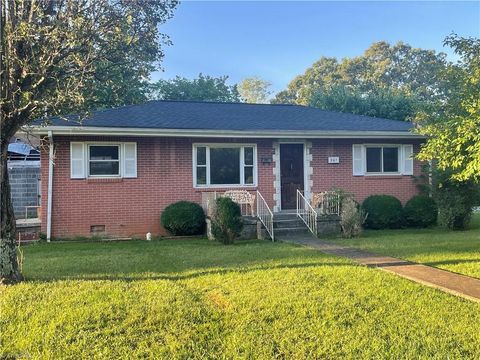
{"left": 152, "top": 1, "right": 480, "bottom": 93}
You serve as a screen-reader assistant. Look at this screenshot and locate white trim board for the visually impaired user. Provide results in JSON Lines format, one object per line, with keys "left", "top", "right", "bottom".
{"left": 192, "top": 143, "right": 258, "bottom": 189}
{"left": 277, "top": 141, "right": 309, "bottom": 211}
{"left": 26, "top": 126, "right": 424, "bottom": 139}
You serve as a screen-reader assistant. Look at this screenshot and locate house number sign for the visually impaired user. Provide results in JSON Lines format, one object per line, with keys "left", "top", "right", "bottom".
{"left": 328, "top": 156, "right": 340, "bottom": 164}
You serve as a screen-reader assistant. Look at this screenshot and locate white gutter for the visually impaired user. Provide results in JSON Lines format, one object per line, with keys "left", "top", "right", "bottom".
{"left": 46, "top": 131, "right": 54, "bottom": 242}
{"left": 27, "top": 126, "right": 425, "bottom": 139}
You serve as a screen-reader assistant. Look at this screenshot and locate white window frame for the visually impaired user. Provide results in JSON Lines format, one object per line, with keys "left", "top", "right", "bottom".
{"left": 70, "top": 141, "right": 137, "bottom": 179}
{"left": 192, "top": 143, "right": 258, "bottom": 188}
{"left": 87, "top": 144, "right": 121, "bottom": 178}
{"left": 364, "top": 144, "right": 402, "bottom": 175}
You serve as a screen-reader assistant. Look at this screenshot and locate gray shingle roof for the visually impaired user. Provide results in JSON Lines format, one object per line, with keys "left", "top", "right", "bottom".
{"left": 42, "top": 100, "right": 414, "bottom": 132}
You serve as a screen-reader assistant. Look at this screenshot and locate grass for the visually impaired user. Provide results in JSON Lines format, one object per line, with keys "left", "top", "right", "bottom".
{"left": 1, "top": 239, "right": 480, "bottom": 359}
{"left": 332, "top": 214, "right": 480, "bottom": 279}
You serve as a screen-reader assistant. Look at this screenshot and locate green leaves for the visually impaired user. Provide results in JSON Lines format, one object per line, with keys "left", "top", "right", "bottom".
{"left": 274, "top": 41, "right": 448, "bottom": 107}
{"left": 309, "top": 86, "right": 420, "bottom": 121}
{"left": 418, "top": 35, "right": 480, "bottom": 182}
{"left": 237, "top": 76, "right": 272, "bottom": 104}
{"left": 1, "top": 0, "right": 178, "bottom": 127}
{"left": 150, "top": 74, "right": 241, "bottom": 102}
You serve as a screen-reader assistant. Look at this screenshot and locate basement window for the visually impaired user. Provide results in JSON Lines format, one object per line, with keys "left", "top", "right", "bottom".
{"left": 90, "top": 225, "right": 105, "bottom": 235}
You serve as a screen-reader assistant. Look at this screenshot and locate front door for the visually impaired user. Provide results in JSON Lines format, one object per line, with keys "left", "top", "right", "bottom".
{"left": 280, "top": 144, "right": 304, "bottom": 210}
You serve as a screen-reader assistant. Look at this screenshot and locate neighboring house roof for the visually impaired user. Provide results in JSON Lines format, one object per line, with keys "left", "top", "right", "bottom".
{"left": 30, "top": 100, "right": 421, "bottom": 138}
{"left": 8, "top": 142, "right": 35, "bottom": 156}
{"left": 8, "top": 141, "right": 40, "bottom": 162}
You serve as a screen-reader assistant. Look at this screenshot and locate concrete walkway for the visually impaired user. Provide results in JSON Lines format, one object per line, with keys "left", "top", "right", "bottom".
{"left": 282, "top": 235, "right": 480, "bottom": 303}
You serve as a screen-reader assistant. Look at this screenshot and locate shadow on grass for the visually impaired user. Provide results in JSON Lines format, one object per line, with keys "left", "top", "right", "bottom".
{"left": 20, "top": 238, "right": 357, "bottom": 282}
{"left": 24, "top": 261, "right": 351, "bottom": 283}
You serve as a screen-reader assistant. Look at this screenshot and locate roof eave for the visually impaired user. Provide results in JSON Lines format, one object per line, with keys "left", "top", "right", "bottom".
{"left": 25, "top": 125, "right": 425, "bottom": 139}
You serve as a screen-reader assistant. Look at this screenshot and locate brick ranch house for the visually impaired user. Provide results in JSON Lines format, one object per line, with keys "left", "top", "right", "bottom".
{"left": 30, "top": 101, "right": 424, "bottom": 240}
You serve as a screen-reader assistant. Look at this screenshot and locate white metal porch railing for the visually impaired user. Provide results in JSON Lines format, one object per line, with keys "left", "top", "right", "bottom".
{"left": 202, "top": 191, "right": 255, "bottom": 217}
{"left": 256, "top": 190, "right": 274, "bottom": 241}
{"left": 296, "top": 190, "right": 318, "bottom": 236}
{"left": 318, "top": 192, "right": 341, "bottom": 215}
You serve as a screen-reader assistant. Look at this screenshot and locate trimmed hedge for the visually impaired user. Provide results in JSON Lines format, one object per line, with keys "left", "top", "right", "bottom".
{"left": 211, "top": 197, "right": 243, "bottom": 245}
{"left": 362, "top": 195, "right": 403, "bottom": 229}
{"left": 161, "top": 201, "right": 205, "bottom": 236}
{"left": 404, "top": 195, "right": 438, "bottom": 228}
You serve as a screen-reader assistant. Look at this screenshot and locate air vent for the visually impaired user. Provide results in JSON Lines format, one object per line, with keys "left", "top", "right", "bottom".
{"left": 90, "top": 225, "right": 105, "bottom": 235}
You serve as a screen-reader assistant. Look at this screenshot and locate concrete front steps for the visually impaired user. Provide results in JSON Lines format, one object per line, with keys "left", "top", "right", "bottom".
{"left": 273, "top": 211, "right": 310, "bottom": 239}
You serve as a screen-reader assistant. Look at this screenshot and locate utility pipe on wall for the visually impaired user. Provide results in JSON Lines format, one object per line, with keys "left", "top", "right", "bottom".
{"left": 46, "top": 131, "right": 54, "bottom": 242}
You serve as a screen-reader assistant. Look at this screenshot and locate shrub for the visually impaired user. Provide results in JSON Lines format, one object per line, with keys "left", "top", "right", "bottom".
{"left": 211, "top": 197, "right": 243, "bottom": 245}
{"left": 340, "top": 197, "right": 367, "bottom": 238}
{"left": 416, "top": 167, "right": 480, "bottom": 230}
{"left": 161, "top": 201, "right": 205, "bottom": 236}
{"left": 403, "top": 195, "right": 438, "bottom": 228}
{"left": 327, "top": 187, "right": 351, "bottom": 213}
{"left": 362, "top": 195, "right": 403, "bottom": 229}
{"left": 434, "top": 176, "right": 480, "bottom": 230}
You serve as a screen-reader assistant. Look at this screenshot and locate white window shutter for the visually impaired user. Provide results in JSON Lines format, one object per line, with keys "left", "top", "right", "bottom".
{"left": 402, "top": 144, "right": 414, "bottom": 175}
{"left": 123, "top": 143, "right": 137, "bottom": 178}
{"left": 70, "top": 142, "right": 85, "bottom": 179}
{"left": 352, "top": 144, "right": 364, "bottom": 176}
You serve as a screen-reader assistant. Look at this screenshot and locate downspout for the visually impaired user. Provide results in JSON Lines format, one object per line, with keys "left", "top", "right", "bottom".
{"left": 46, "top": 131, "right": 54, "bottom": 242}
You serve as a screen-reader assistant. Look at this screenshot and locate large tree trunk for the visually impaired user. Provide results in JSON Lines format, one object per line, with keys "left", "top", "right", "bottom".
{"left": 0, "top": 141, "right": 22, "bottom": 284}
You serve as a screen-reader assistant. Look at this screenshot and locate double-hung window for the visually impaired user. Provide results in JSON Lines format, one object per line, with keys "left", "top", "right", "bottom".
{"left": 352, "top": 144, "right": 414, "bottom": 176}
{"left": 70, "top": 142, "right": 137, "bottom": 179}
{"left": 88, "top": 145, "right": 120, "bottom": 177}
{"left": 194, "top": 144, "right": 257, "bottom": 187}
{"left": 366, "top": 146, "right": 400, "bottom": 174}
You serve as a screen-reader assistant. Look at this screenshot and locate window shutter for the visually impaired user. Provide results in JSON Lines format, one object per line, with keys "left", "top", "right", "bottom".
{"left": 402, "top": 144, "right": 414, "bottom": 175}
{"left": 123, "top": 143, "right": 137, "bottom": 178}
{"left": 70, "top": 142, "right": 85, "bottom": 179}
{"left": 352, "top": 144, "right": 364, "bottom": 176}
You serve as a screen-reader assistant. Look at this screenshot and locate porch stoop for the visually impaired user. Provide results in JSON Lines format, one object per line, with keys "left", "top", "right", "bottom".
{"left": 273, "top": 211, "right": 310, "bottom": 239}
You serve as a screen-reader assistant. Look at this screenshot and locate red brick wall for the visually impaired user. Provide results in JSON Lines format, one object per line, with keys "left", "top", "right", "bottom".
{"left": 40, "top": 136, "right": 423, "bottom": 238}
{"left": 41, "top": 136, "right": 276, "bottom": 238}
{"left": 310, "top": 139, "right": 423, "bottom": 204}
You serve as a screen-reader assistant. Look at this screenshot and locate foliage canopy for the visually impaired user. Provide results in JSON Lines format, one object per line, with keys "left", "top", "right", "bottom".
{"left": 309, "top": 86, "right": 420, "bottom": 121}
{"left": 273, "top": 41, "right": 448, "bottom": 106}
{"left": 150, "top": 74, "right": 241, "bottom": 102}
{"left": 417, "top": 35, "right": 480, "bottom": 181}
{"left": 238, "top": 76, "right": 272, "bottom": 103}
{"left": 0, "top": 0, "right": 177, "bottom": 283}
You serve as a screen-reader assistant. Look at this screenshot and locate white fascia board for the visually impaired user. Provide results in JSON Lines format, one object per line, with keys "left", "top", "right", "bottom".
{"left": 26, "top": 126, "right": 425, "bottom": 139}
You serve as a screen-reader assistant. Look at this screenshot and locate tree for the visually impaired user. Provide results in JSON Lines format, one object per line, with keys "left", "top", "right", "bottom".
{"left": 417, "top": 34, "right": 480, "bottom": 181}
{"left": 237, "top": 76, "right": 272, "bottom": 103}
{"left": 150, "top": 74, "right": 241, "bottom": 102}
{"left": 272, "top": 42, "right": 448, "bottom": 108}
{"left": 0, "top": 0, "right": 177, "bottom": 283}
{"left": 309, "top": 85, "right": 420, "bottom": 121}
{"left": 416, "top": 166, "right": 480, "bottom": 230}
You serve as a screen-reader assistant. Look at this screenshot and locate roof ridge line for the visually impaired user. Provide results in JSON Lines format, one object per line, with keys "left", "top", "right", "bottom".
{"left": 146, "top": 99, "right": 298, "bottom": 107}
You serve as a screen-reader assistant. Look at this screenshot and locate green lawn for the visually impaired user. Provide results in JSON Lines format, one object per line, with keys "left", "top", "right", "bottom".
{"left": 332, "top": 214, "right": 480, "bottom": 279}
{"left": 1, "top": 239, "right": 480, "bottom": 359}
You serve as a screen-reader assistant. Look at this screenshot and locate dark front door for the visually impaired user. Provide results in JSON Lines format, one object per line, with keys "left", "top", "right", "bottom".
{"left": 280, "top": 144, "right": 304, "bottom": 209}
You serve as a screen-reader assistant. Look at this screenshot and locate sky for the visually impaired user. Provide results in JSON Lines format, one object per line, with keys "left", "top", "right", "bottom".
{"left": 152, "top": 1, "right": 480, "bottom": 94}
